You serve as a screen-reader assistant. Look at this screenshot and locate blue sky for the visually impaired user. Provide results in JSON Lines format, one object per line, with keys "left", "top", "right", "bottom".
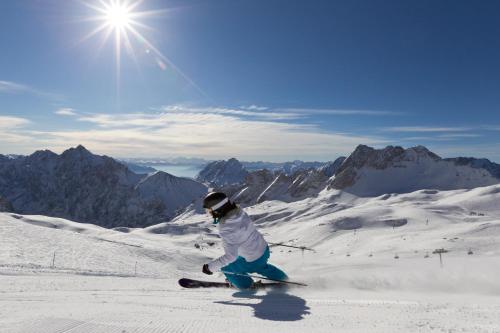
{"left": 1, "top": 0, "right": 500, "bottom": 162}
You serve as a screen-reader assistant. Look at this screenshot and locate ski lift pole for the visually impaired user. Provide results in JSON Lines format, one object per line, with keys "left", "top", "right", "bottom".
{"left": 268, "top": 242, "right": 316, "bottom": 253}
{"left": 432, "top": 248, "right": 449, "bottom": 268}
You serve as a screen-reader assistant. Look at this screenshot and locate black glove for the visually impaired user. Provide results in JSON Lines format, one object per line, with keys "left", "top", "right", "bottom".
{"left": 202, "top": 264, "right": 213, "bottom": 275}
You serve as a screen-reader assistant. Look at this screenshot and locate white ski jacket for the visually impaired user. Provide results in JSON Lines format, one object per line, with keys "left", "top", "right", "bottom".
{"left": 207, "top": 207, "right": 268, "bottom": 272}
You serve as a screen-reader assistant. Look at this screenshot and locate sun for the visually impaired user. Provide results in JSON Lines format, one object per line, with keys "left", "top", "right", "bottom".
{"left": 105, "top": 2, "right": 132, "bottom": 29}
{"left": 80, "top": 0, "right": 207, "bottom": 99}
{"left": 80, "top": 0, "right": 167, "bottom": 90}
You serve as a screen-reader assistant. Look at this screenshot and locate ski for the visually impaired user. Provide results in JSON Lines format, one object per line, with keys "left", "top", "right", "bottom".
{"left": 178, "top": 278, "right": 286, "bottom": 289}
{"left": 221, "top": 271, "right": 308, "bottom": 286}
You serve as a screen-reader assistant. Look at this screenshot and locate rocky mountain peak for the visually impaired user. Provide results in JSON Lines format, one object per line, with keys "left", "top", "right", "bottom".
{"left": 27, "top": 149, "right": 58, "bottom": 163}
{"left": 330, "top": 144, "right": 500, "bottom": 196}
{"left": 0, "top": 146, "right": 208, "bottom": 228}
{"left": 196, "top": 158, "right": 249, "bottom": 186}
{"left": 61, "top": 145, "right": 94, "bottom": 160}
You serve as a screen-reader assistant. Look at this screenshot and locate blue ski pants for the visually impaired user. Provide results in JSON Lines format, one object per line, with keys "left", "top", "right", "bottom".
{"left": 221, "top": 246, "right": 287, "bottom": 289}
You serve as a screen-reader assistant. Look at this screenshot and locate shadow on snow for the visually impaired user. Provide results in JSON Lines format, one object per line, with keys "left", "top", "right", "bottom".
{"left": 214, "top": 290, "right": 310, "bottom": 321}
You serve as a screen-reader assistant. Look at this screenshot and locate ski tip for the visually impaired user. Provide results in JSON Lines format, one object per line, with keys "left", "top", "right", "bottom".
{"left": 178, "top": 278, "right": 190, "bottom": 288}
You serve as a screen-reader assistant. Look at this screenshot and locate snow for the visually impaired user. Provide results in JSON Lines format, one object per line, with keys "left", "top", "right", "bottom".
{"left": 330, "top": 145, "right": 500, "bottom": 196}
{"left": 2, "top": 185, "right": 500, "bottom": 332}
{"left": 344, "top": 160, "right": 499, "bottom": 196}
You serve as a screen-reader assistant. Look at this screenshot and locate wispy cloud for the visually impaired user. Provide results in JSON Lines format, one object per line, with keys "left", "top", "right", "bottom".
{"left": 55, "top": 108, "right": 78, "bottom": 116}
{"left": 0, "top": 116, "right": 31, "bottom": 129}
{"left": 381, "top": 126, "right": 472, "bottom": 133}
{"left": 0, "top": 80, "right": 28, "bottom": 93}
{"left": 277, "top": 108, "right": 402, "bottom": 116}
{"left": 160, "top": 105, "right": 303, "bottom": 120}
{"left": 438, "top": 133, "right": 482, "bottom": 138}
{"left": 0, "top": 80, "right": 63, "bottom": 101}
{"left": 25, "top": 105, "right": 388, "bottom": 160}
{"left": 0, "top": 116, "right": 33, "bottom": 147}
{"left": 482, "top": 125, "right": 500, "bottom": 131}
{"left": 243, "top": 105, "right": 269, "bottom": 111}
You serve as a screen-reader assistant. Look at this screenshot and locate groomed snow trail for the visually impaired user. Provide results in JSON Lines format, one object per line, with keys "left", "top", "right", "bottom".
{"left": 1, "top": 274, "right": 500, "bottom": 333}
{"left": 2, "top": 185, "right": 500, "bottom": 332}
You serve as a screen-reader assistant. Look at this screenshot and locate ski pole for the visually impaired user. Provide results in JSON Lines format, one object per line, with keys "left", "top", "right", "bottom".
{"left": 268, "top": 242, "right": 316, "bottom": 252}
{"left": 221, "top": 270, "right": 307, "bottom": 286}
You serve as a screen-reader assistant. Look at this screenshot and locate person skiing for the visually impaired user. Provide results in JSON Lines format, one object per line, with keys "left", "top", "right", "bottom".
{"left": 202, "top": 191, "right": 288, "bottom": 289}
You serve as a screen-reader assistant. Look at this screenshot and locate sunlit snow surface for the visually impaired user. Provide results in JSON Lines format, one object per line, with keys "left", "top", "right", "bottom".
{"left": 2, "top": 185, "right": 500, "bottom": 332}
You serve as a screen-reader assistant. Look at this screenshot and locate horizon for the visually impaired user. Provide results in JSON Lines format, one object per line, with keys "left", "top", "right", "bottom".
{"left": 3, "top": 143, "right": 499, "bottom": 165}
{"left": 1, "top": 1, "right": 500, "bottom": 162}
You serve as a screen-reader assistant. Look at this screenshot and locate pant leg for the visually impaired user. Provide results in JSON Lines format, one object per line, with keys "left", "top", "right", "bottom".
{"left": 248, "top": 247, "right": 288, "bottom": 281}
{"left": 221, "top": 257, "right": 253, "bottom": 289}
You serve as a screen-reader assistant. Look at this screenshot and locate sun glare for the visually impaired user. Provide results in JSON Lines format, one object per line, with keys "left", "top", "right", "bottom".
{"left": 105, "top": 3, "right": 131, "bottom": 29}
{"left": 81, "top": 0, "right": 166, "bottom": 92}
{"left": 80, "top": 0, "right": 207, "bottom": 99}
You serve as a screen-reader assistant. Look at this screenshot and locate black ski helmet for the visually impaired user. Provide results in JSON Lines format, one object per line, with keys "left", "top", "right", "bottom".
{"left": 203, "top": 191, "right": 235, "bottom": 220}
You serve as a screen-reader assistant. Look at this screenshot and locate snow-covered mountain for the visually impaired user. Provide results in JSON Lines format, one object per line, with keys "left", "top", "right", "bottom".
{"left": 196, "top": 158, "right": 249, "bottom": 186}
{"left": 328, "top": 145, "right": 500, "bottom": 196}
{"left": 219, "top": 165, "right": 341, "bottom": 206}
{"left": 196, "top": 158, "right": 341, "bottom": 187}
{"left": 197, "top": 157, "right": 344, "bottom": 202}
{"left": 445, "top": 157, "right": 500, "bottom": 178}
{"left": 0, "top": 145, "right": 208, "bottom": 227}
{"left": 242, "top": 160, "right": 330, "bottom": 175}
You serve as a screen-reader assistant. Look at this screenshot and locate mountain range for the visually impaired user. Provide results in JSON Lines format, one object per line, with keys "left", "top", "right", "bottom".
{"left": 0, "top": 145, "right": 207, "bottom": 228}
{"left": 1, "top": 144, "right": 499, "bottom": 228}
{"left": 197, "top": 144, "right": 500, "bottom": 203}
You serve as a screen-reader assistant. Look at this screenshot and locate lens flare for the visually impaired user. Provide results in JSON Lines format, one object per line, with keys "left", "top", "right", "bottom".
{"left": 80, "top": 0, "right": 207, "bottom": 99}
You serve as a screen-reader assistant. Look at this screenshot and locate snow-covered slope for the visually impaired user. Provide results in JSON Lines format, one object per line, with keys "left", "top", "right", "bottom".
{"left": 330, "top": 145, "right": 500, "bottom": 196}
{"left": 445, "top": 156, "right": 500, "bottom": 178}
{"left": 0, "top": 145, "right": 208, "bottom": 227}
{"left": 2, "top": 184, "right": 500, "bottom": 332}
{"left": 220, "top": 167, "right": 332, "bottom": 206}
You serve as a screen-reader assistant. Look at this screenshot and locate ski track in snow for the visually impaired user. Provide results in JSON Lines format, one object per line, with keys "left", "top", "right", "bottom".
{"left": 1, "top": 276, "right": 499, "bottom": 333}
{"left": 2, "top": 185, "right": 500, "bottom": 332}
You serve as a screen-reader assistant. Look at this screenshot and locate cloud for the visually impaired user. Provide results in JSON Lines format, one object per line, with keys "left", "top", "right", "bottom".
{"left": 0, "top": 116, "right": 31, "bottom": 129}
{"left": 0, "top": 80, "right": 63, "bottom": 101}
{"left": 27, "top": 106, "right": 388, "bottom": 160}
{"left": 0, "top": 116, "right": 33, "bottom": 148}
{"left": 242, "top": 105, "right": 269, "bottom": 111}
{"left": 381, "top": 126, "right": 472, "bottom": 133}
{"left": 4, "top": 104, "right": 499, "bottom": 162}
{"left": 438, "top": 133, "right": 482, "bottom": 138}
{"left": 482, "top": 125, "right": 500, "bottom": 131}
{"left": 0, "top": 81, "right": 29, "bottom": 93}
{"left": 160, "top": 105, "right": 303, "bottom": 120}
{"left": 277, "top": 108, "right": 402, "bottom": 116}
{"left": 55, "top": 108, "right": 78, "bottom": 116}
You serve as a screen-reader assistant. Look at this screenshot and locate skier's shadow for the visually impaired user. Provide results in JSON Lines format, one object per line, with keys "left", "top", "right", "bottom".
{"left": 214, "top": 290, "right": 310, "bottom": 321}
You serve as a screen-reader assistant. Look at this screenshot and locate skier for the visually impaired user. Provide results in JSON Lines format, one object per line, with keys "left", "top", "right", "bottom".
{"left": 202, "top": 191, "right": 288, "bottom": 289}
